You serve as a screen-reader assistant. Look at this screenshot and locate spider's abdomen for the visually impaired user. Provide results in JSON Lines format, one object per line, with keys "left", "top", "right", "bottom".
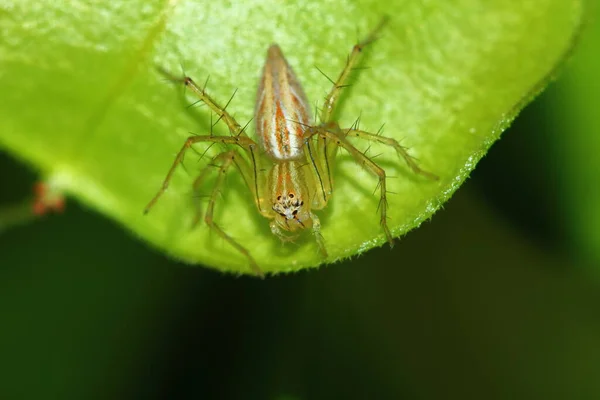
{"left": 255, "top": 44, "right": 311, "bottom": 161}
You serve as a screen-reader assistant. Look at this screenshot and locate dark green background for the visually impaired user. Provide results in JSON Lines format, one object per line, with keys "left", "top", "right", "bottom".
{"left": 2, "top": 9, "right": 600, "bottom": 400}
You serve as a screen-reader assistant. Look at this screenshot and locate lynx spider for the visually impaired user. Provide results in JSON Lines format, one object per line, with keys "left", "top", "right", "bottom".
{"left": 144, "top": 19, "right": 437, "bottom": 276}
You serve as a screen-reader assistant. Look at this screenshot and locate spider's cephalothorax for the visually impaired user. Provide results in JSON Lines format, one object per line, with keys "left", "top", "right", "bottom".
{"left": 144, "top": 18, "right": 437, "bottom": 277}
{"left": 268, "top": 161, "right": 316, "bottom": 237}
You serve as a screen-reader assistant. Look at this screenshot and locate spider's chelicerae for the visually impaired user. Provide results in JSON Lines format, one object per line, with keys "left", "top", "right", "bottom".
{"left": 144, "top": 19, "right": 437, "bottom": 276}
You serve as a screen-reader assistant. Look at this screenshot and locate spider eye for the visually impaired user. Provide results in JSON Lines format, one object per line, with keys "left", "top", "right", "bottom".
{"left": 288, "top": 193, "right": 294, "bottom": 198}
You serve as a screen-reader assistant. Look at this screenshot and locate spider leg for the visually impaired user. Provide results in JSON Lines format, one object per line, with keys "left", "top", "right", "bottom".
{"left": 157, "top": 67, "right": 249, "bottom": 137}
{"left": 343, "top": 128, "right": 438, "bottom": 180}
{"left": 320, "top": 17, "right": 388, "bottom": 123}
{"left": 144, "top": 135, "right": 259, "bottom": 214}
{"left": 309, "top": 126, "right": 395, "bottom": 246}
{"left": 197, "top": 150, "right": 264, "bottom": 277}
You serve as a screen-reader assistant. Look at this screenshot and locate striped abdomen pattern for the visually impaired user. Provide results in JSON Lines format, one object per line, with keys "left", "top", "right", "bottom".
{"left": 255, "top": 45, "right": 311, "bottom": 161}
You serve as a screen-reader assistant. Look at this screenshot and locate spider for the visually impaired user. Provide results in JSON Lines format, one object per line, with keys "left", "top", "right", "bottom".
{"left": 144, "top": 18, "right": 437, "bottom": 277}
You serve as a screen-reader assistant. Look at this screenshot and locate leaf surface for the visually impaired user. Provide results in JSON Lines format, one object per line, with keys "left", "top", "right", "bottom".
{"left": 0, "top": 0, "right": 584, "bottom": 274}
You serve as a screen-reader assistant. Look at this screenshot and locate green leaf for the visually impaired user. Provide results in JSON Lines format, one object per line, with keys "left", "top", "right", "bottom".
{"left": 0, "top": 0, "right": 584, "bottom": 275}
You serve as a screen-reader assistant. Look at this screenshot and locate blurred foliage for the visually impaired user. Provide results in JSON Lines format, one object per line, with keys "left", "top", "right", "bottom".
{"left": 552, "top": 5, "right": 600, "bottom": 266}
{"left": 0, "top": 0, "right": 583, "bottom": 274}
{"left": 2, "top": 1, "right": 600, "bottom": 399}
